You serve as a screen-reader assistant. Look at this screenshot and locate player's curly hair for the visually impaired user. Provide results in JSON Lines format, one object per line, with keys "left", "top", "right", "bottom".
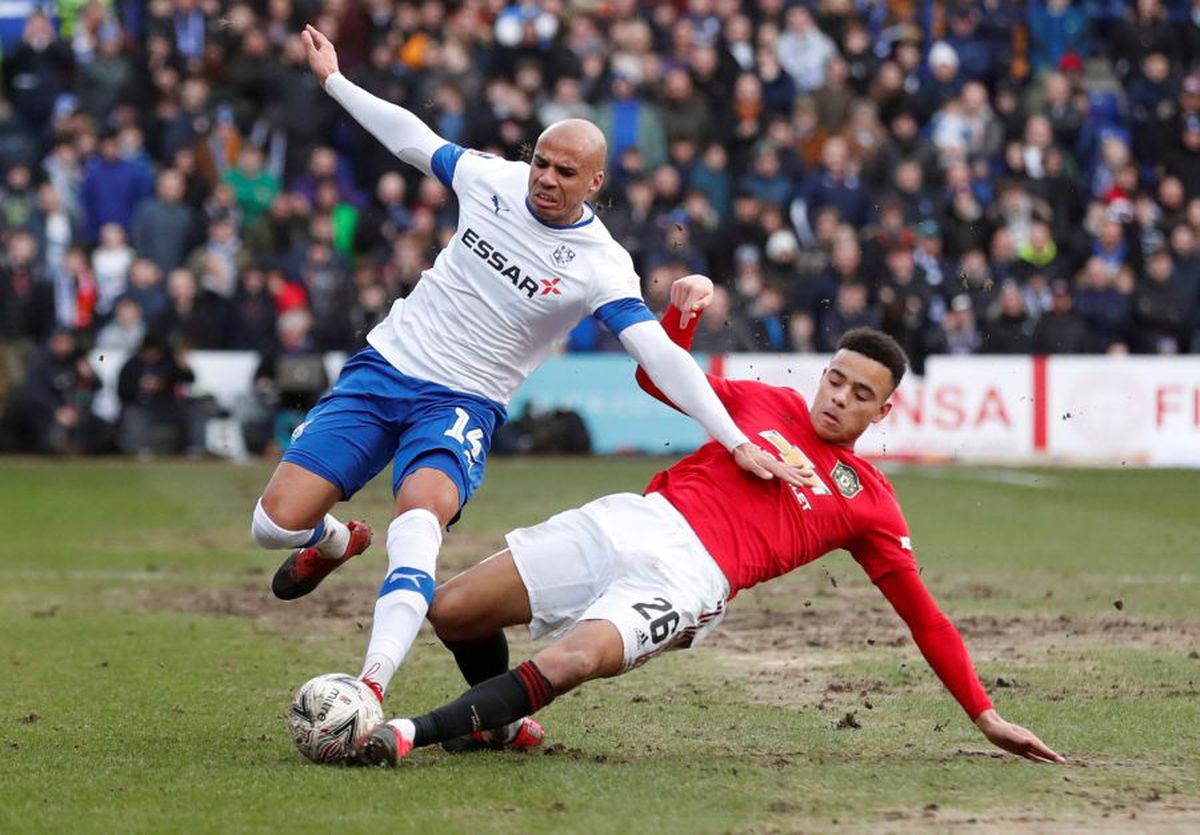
{"left": 836, "top": 328, "right": 908, "bottom": 392}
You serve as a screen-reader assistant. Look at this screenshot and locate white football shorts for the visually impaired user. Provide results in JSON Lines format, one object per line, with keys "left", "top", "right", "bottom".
{"left": 506, "top": 491, "right": 730, "bottom": 670}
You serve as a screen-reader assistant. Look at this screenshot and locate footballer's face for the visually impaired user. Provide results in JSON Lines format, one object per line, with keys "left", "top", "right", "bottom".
{"left": 809, "top": 350, "right": 894, "bottom": 446}
{"left": 527, "top": 120, "right": 606, "bottom": 226}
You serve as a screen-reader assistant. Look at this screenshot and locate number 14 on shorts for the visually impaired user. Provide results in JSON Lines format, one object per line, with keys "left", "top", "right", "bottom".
{"left": 444, "top": 407, "right": 485, "bottom": 468}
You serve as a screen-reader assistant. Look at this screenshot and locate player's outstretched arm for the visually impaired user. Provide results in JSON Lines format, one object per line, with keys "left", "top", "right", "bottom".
{"left": 619, "top": 320, "right": 814, "bottom": 488}
{"left": 874, "top": 567, "right": 1065, "bottom": 764}
{"left": 302, "top": 24, "right": 447, "bottom": 178}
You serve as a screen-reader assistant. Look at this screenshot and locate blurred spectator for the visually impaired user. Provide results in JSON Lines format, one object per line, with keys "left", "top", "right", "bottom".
{"left": 225, "top": 145, "right": 281, "bottom": 228}
{"left": 130, "top": 169, "right": 195, "bottom": 273}
{"left": 15, "top": 328, "right": 105, "bottom": 454}
{"left": 1033, "top": 280, "right": 1089, "bottom": 353}
{"left": 2, "top": 13, "right": 73, "bottom": 143}
{"left": 96, "top": 297, "right": 147, "bottom": 354}
{"left": 3, "top": 0, "right": 1200, "bottom": 458}
{"left": 92, "top": 223, "right": 134, "bottom": 316}
{"left": 251, "top": 308, "right": 328, "bottom": 450}
{"left": 81, "top": 130, "right": 154, "bottom": 243}
{"left": 982, "top": 282, "right": 1036, "bottom": 353}
{"left": 1029, "top": 0, "right": 1093, "bottom": 74}
{"left": 115, "top": 331, "right": 205, "bottom": 457}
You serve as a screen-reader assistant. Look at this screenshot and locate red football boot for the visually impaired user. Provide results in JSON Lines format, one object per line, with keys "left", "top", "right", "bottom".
{"left": 346, "top": 722, "right": 413, "bottom": 768}
{"left": 271, "top": 520, "right": 373, "bottom": 600}
{"left": 441, "top": 717, "right": 546, "bottom": 753}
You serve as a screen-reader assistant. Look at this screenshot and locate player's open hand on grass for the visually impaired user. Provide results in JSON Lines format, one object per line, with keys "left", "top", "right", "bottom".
{"left": 733, "top": 442, "right": 819, "bottom": 490}
{"left": 974, "top": 709, "right": 1065, "bottom": 764}
{"left": 301, "top": 24, "right": 338, "bottom": 84}
{"left": 670, "top": 274, "right": 715, "bottom": 326}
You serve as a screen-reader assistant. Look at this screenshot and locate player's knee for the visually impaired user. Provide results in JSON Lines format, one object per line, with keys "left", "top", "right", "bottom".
{"left": 429, "top": 585, "right": 479, "bottom": 643}
{"left": 250, "top": 499, "right": 313, "bottom": 550}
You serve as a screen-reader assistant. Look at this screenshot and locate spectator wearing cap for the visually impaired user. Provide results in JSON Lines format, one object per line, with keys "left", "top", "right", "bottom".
{"left": 1033, "top": 280, "right": 1089, "bottom": 353}
{"left": 1030, "top": 0, "right": 1093, "bottom": 74}
{"left": 917, "top": 42, "right": 964, "bottom": 122}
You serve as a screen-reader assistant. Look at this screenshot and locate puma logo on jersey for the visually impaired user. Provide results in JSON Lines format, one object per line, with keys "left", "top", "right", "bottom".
{"left": 461, "top": 227, "right": 544, "bottom": 299}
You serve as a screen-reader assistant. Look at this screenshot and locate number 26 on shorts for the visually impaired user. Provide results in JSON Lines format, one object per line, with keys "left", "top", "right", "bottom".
{"left": 444, "top": 407, "right": 485, "bottom": 468}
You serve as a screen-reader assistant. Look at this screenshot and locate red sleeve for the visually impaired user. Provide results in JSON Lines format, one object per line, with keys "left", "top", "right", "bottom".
{"left": 875, "top": 567, "right": 993, "bottom": 719}
{"left": 635, "top": 305, "right": 739, "bottom": 411}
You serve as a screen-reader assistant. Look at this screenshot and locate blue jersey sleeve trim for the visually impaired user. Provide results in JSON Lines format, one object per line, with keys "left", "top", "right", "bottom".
{"left": 595, "top": 297, "right": 655, "bottom": 336}
{"left": 430, "top": 143, "right": 467, "bottom": 188}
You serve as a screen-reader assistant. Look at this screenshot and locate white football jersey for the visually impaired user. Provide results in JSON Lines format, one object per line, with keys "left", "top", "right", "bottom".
{"left": 367, "top": 146, "right": 648, "bottom": 406}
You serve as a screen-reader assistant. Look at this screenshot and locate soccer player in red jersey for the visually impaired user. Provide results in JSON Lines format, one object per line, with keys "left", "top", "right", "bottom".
{"left": 346, "top": 275, "right": 1064, "bottom": 768}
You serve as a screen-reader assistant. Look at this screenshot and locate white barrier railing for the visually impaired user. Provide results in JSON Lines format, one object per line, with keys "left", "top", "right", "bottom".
{"left": 86, "top": 351, "right": 1200, "bottom": 466}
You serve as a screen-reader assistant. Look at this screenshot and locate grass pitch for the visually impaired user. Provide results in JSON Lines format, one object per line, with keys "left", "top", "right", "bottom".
{"left": 1, "top": 457, "right": 1198, "bottom": 833}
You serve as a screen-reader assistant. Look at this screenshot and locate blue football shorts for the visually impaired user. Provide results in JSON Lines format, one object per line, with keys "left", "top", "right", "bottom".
{"left": 281, "top": 347, "right": 507, "bottom": 517}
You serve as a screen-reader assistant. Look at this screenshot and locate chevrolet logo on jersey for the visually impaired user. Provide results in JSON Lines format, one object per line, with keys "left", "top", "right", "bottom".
{"left": 461, "top": 227, "right": 545, "bottom": 299}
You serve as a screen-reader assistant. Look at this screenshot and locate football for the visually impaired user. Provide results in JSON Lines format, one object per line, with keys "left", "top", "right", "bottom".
{"left": 287, "top": 673, "right": 384, "bottom": 764}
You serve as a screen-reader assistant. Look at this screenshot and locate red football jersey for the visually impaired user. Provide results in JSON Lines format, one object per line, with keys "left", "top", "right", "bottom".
{"left": 641, "top": 322, "right": 914, "bottom": 598}
{"left": 636, "top": 305, "right": 992, "bottom": 719}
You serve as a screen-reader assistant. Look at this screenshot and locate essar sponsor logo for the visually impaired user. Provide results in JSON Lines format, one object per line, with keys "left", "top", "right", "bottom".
{"left": 462, "top": 226, "right": 558, "bottom": 300}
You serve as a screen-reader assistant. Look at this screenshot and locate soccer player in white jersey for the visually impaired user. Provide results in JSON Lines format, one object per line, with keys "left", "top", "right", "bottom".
{"left": 249, "top": 25, "right": 810, "bottom": 711}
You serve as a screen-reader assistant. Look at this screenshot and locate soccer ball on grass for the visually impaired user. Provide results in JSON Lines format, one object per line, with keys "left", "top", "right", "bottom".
{"left": 288, "top": 673, "right": 383, "bottom": 763}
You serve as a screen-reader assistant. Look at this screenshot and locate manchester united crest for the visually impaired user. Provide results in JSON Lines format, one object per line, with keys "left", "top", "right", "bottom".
{"left": 831, "top": 461, "right": 862, "bottom": 498}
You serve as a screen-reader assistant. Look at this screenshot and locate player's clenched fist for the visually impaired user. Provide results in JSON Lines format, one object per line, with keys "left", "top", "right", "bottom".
{"left": 301, "top": 24, "right": 339, "bottom": 85}
{"left": 670, "top": 275, "right": 714, "bottom": 326}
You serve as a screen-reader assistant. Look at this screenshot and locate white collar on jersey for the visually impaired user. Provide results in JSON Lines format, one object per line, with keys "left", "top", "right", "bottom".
{"left": 523, "top": 197, "right": 596, "bottom": 230}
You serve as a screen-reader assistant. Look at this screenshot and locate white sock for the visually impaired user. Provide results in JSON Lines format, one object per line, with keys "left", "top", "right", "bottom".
{"left": 389, "top": 718, "right": 416, "bottom": 743}
{"left": 251, "top": 501, "right": 350, "bottom": 559}
{"left": 314, "top": 514, "right": 351, "bottom": 560}
{"left": 359, "top": 509, "right": 442, "bottom": 695}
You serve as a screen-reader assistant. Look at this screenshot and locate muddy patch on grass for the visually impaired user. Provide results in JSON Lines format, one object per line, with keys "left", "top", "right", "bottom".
{"left": 141, "top": 581, "right": 378, "bottom": 632}
{"left": 707, "top": 601, "right": 1200, "bottom": 659}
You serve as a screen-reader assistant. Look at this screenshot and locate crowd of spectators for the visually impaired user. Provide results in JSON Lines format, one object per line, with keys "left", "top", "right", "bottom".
{"left": 3, "top": 0, "right": 1200, "bottom": 454}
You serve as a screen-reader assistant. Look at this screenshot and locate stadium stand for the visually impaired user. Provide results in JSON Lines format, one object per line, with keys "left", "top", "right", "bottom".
{"left": 2, "top": 0, "right": 1199, "bottom": 455}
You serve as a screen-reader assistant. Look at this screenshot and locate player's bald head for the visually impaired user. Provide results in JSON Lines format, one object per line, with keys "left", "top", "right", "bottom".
{"left": 535, "top": 119, "right": 607, "bottom": 173}
{"left": 527, "top": 119, "right": 608, "bottom": 225}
